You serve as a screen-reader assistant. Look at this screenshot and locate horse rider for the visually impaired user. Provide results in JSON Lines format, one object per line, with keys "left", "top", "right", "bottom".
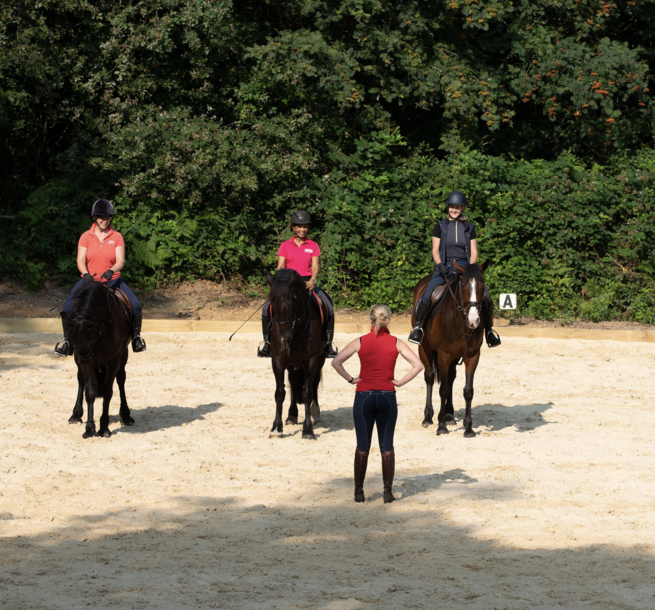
{"left": 54, "top": 199, "right": 146, "bottom": 356}
{"left": 258, "top": 210, "right": 338, "bottom": 358}
{"left": 332, "top": 304, "right": 423, "bottom": 503}
{"left": 408, "top": 190, "right": 501, "bottom": 347}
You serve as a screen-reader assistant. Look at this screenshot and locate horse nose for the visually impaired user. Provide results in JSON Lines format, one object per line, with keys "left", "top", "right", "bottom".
{"left": 468, "top": 310, "right": 480, "bottom": 328}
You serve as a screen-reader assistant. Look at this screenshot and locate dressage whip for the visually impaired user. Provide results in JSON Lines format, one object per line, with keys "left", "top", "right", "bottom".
{"left": 229, "top": 300, "right": 268, "bottom": 341}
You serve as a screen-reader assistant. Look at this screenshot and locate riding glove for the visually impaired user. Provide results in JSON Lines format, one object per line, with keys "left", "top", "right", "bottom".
{"left": 101, "top": 269, "right": 114, "bottom": 282}
{"left": 436, "top": 263, "right": 448, "bottom": 276}
{"left": 82, "top": 273, "right": 94, "bottom": 283}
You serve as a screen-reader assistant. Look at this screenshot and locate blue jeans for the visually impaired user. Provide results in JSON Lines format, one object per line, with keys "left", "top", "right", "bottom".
{"left": 353, "top": 391, "right": 398, "bottom": 452}
{"left": 419, "top": 258, "right": 469, "bottom": 306}
{"left": 62, "top": 278, "right": 142, "bottom": 317}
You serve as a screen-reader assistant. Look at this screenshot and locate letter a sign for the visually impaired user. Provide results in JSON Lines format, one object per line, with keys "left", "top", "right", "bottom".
{"left": 499, "top": 293, "right": 517, "bottom": 310}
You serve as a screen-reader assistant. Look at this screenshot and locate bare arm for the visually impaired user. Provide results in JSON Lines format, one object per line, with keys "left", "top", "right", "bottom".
{"left": 112, "top": 246, "right": 125, "bottom": 273}
{"left": 392, "top": 339, "right": 424, "bottom": 387}
{"left": 277, "top": 256, "right": 286, "bottom": 270}
{"left": 470, "top": 239, "right": 478, "bottom": 264}
{"left": 432, "top": 236, "right": 441, "bottom": 265}
{"left": 77, "top": 246, "right": 89, "bottom": 275}
{"left": 331, "top": 338, "right": 362, "bottom": 385}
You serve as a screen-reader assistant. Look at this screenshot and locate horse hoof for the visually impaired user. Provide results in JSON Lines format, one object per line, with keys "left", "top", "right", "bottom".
{"left": 302, "top": 434, "right": 317, "bottom": 440}
{"left": 98, "top": 429, "right": 112, "bottom": 438}
{"left": 68, "top": 416, "right": 83, "bottom": 424}
{"left": 121, "top": 417, "right": 135, "bottom": 426}
{"left": 436, "top": 427, "right": 449, "bottom": 436}
{"left": 285, "top": 417, "right": 298, "bottom": 425}
{"left": 421, "top": 419, "right": 433, "bottom": 428}
{"left": 445, "top": 417, "right": 458, "bottom": 426}
{"left": 463, "top": 430, "right": 476, "bottom": 438}
{"left": 82, "top": 430, "right": 96, "bottom": 439}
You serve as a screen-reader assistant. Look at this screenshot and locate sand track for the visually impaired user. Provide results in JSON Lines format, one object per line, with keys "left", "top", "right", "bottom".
{"left": 1, "top": 332, "right": 655, "bottom": 609}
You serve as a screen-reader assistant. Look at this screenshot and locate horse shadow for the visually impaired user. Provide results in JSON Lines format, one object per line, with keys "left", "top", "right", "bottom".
{"left": 111, "top": 402, "right": 222, "bottom": 434}
{"left": 460, "top": 402, "right": 554, "bottom": 433}
{"left": 386, "top": 468, "right": 479, "bottom": 502}
{"left": 313, "top": 406, "right": 355, "bottom": 434}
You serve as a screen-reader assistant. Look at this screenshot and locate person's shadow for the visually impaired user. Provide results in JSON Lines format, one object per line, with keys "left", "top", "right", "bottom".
{"left": 111, "top": 402, "right": 222, "bottom": 434}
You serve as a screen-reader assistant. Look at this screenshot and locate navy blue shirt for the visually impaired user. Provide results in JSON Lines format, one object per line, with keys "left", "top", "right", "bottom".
{"left": 432, "top": 220, "right": 476, "bottom": 261}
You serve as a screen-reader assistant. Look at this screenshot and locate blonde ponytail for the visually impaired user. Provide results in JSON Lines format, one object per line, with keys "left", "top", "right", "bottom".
{"left": 369, "top": 304, "right": 392, "bottom": 335}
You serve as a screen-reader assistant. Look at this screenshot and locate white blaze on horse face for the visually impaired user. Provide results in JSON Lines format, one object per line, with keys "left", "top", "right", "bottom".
{"left": 468, "top": 279, "right": 480, "bottom": 328}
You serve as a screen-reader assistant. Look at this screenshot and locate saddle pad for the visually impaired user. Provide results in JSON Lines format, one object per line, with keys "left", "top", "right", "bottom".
{"left": 312, "top": 292, "right": 325, "bottom": 326}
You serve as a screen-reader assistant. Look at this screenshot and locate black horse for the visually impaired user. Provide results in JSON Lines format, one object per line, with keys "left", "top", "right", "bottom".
{"left": 411, "top": 262, "right": 488, "bottom": 437}
{"left": 266, "top": 269, "right": 328, "bottom": 440}
{"left": 64, "top": 281, "right": 135, "bottom": 438}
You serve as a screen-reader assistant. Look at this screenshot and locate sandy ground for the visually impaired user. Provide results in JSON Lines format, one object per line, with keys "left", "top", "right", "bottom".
{"left": 2, "top": 332, "right": 655, "bottom": 609}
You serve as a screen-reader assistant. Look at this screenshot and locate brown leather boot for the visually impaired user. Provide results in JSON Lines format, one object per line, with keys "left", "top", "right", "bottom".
{"left": 354, "top": 448, "right": 369, "bottom": 503}
{"left": 382, "top": 449, "right": 395, "bottom": 503}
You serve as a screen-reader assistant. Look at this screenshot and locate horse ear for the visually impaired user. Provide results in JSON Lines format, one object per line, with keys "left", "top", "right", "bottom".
{"left": 265, "top": 273, "right": 274, "bottom": 286}
{"left": 479, "top": 260, "right": 490, "bottom": 273}
{"left": 452, "top": 261, "right": 466, "bottom": 274}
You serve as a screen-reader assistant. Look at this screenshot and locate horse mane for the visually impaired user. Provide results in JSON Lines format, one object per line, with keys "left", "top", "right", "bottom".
{"left": 462, "top": 263, "right": 484, "bottom": 285}
{"left": 71, "top": 281, "right": 107, "bottom": 320}
{"left": 270, "top": 269, "right": 304, "bottom": 300}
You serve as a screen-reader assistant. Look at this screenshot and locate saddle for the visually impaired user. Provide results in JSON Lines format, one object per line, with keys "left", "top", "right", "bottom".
{"left": 311, "top": 291, "right": 330, "bottom": 326}
{"left": 112, "top": 288, "right": 133, "bottom": 316}
{"left": 415, "top": 273, "right": 461, "bottom": 318}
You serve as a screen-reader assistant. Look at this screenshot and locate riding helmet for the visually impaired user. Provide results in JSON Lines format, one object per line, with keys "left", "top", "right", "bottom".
{"left": 445, "top": 191, "right": 467, "bottom": 208}
{"left": 290, "top": 210, "right": 312, "bottom": 226}
{"left": 91, "top": 198, "right": 115, "bottom": 217}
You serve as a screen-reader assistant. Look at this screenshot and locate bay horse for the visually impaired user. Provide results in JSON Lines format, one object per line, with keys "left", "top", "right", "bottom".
{"left": 64, "top": 281, "right": 135, "bottom": 438}
{"left": 266, "top": 269, "right": 328, "bottom": 440}
{"left": 412, "top": 262, "right": 488, "bottom": 437}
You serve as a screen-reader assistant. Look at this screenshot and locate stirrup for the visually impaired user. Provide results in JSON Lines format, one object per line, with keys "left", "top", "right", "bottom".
{"left": 408, "top": 326, "right": 424, "bottom": 345}
{"left": 257, "top": 341, "right": 271, "bottom": 358}
{"left": 132, "top": 336, "right": 147, "bottom": 353}
{"left": 486, "top": 329, "right": 501, "bottom": 348}
{"left": 324, "top": 343, "right": 338, "bottom": 359}
{"left": 54, "top": 339, "right": 71, "bottom": 357}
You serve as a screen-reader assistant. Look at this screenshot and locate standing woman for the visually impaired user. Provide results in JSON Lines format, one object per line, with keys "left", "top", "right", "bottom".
{"left": 54, "top": 199, "right": 146, "bottom": 356}
{"left": 408, "top": 190, "right": 501, "bottom": 347}
{"left": 332, "top": 305, "right": 423, "bottom": 503}
{"left": 258, "top": 210, "right": 338, "bottom": 358}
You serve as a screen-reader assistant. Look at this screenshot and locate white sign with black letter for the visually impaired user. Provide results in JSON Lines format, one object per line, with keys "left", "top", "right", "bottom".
{"left": 499, "top": 293, "right": 517, "bottom": 310}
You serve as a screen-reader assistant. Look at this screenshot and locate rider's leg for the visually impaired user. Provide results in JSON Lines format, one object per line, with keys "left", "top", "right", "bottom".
{"left": 315, "top": 287, "right": 338, "bottom": 358}
{"left": 483, "top": 287, "right": 501, "bottom": 348}
{"left": 111, "top": 279, "right": 146, "bottom": 352}
{"left": 257, "top": 301, "right": 272, "bottom": 357}
{"left": 54, "top": 279, "right": 85, "bottom": 356}
{"left": 408, "top": 273, "right": 445, "bottom": 344}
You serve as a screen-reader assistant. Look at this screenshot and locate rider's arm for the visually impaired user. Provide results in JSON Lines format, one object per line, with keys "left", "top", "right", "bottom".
{"left": 112, "top": 246, "right": 125, "bottom": 273}
{"left": 77, "top": 247, "right": 89, "bottom": 275}
{"left": 305, "top": 256, "right": 319, "bottom": 290}
{"left": 470, "top": 239, "right": 478, "bottom": 264}
{"left": 277, "top": 256, "right": 286, "bottom": 270}
{"left": 392, "top": 340, "right": 424, "bottom": 387}
{"left": 432, "top": 237, "right": 441, "bottom": 265}
{"left": 331, "top": 338, "right": 362, "bottom": 384}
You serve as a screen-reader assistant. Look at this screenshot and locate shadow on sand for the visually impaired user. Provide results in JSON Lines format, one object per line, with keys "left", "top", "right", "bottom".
{"left": 111, "top": 402, "right": 223, "bottom": 434}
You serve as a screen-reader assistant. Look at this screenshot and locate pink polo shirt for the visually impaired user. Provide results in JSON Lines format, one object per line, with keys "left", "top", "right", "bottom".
{"left": 78, "top": 225, "right": 124, "bottom": 282}
{"left": 278, "top": 238, "right": 320, "bottom": 277}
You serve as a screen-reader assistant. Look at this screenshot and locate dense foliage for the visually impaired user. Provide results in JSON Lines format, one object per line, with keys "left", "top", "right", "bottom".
{"left": 1, "top": 0, "right": 654, "bottom": 320}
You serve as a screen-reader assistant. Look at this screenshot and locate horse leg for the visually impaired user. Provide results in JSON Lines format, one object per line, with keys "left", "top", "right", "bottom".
{"left": 419, "top": 345, "right": 434, "bottom": 427}
{"left": 286, "top": 368, "right": 300, "bottom": 425}
{"left": 97, "top": 362, "right": 119, "bottom": 438}
{"left": 445, "top": 360, "right": 458, "bottom": 425}
{"left": 269, "top": 361, "right": 286, "bottom": 438}
{"left": 301, "top": 359, "right": 321, "bottom": 440}
{"left": 68, "top": 367, "right": 85, "bottom": 424}
{"left": 117, "top": 351, "right": 134, "bottom": 426}
{"left": 82, "top": 367, "right": 98, "bottom": 439}
{"left": 463, "top": 352, "right": 480, "bottom": 438}
{"left": 310, "top": 366, "right": 322, "bottom": 424}
{"left": 436, "top": 352, "right": 454, "bottom": 436}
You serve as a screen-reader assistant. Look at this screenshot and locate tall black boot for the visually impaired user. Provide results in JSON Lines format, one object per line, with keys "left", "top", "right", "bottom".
{"left": 408, "top": 299, "right": 430, "bottom": 345}
{"left": 483, "top": 289, "right": 501, "bottom": 348}
{"left": 354, "top": 448, "right": 369, "bottom": 503}
{"left": 131, "top": 314, "right": 147, "bottom": 352}
{"left": 382, "top": 449, "right": 395, "bottom": 503}
{"left": 257, "top": 317, "right": 272, "bottom": 357}
{"left": 324, "top": 314, "right": 338, "bottom": 358}
{"left": 54, "top": 312, "right": 73, "bottom": 356}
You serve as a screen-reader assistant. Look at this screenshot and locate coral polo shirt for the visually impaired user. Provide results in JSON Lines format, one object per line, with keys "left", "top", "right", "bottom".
{"left": 78, "top": 225, "right": 124, "bottom": 282}
{"left": 278, "top": 237, "right": 320, "bottom": 277}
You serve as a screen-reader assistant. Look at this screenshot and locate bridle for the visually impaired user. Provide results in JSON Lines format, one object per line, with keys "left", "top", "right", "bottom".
{"left": 75, "top": 285, "right": 113, "bottom": 363}
{"left": 273, "top": 286, "right": 311, "bottom": 342}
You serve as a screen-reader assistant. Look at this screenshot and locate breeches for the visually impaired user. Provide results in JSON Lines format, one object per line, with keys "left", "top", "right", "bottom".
{"left": 353, "top": 391, "right": 398, "bottom": 452}
{"left": 419, "top": 258, "right": 469, "bottom": 306}
{"left": 62, "top": 278, "right": 142, "bottom": 317}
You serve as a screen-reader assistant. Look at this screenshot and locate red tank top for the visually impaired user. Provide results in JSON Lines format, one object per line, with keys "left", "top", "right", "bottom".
{"left": 356, "top": 327, "right": 399, "bottom": 392}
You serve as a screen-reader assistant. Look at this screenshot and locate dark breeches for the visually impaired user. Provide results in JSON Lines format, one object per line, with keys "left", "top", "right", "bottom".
{"left": 63, "top": 278, "right": 142, "bottom": 317}
{"left": 352, "top": 391, "right": 398, "bottom": 452}
{"left": 419, "top": 258, "right": 469, "bottom": 306}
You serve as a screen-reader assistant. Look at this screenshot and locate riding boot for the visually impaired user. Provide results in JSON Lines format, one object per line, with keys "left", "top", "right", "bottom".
{"left": 257, "top": 317, "right": 272, "bottom": 357}
{"left": 483, "top": 290, "right": 501, "bottom": 348}
{"left": 408, "top": 299, "right": 430, "bottom": 345}
{"left": 381, "top": 449, "right": 395, "bottom": 504}
{"left": 54, "top": 312, "right": 73, "bottom": 356}
{"left": 131, "top": 314, "right": 147, "bottom": 352}
{"left": 354, "top": 448, "right": 369, "bottom": 503}
{"left": 324, "top": 315, "right": 338, "bottom": 358}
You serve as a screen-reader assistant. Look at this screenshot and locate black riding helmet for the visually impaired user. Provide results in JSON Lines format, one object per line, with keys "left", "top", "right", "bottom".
{"left": 290, "top": 210, "right": 311, "bottom": 226}
{"left": 445, "top": 191, "right": 466, "bottom": 209}
{"left": 91, "top": 198, "right": 115, "bottom": 217}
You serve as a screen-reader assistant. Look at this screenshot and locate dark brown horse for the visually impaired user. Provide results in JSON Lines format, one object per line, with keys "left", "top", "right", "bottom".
{"left": 64, "top": 281, "right": 135, "bottom": 438}
{"left": 266, "top": 269, "right": 328, "bottom": 440}
{"left": 412, "top": 262, "right": 488, "bottom": 437}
